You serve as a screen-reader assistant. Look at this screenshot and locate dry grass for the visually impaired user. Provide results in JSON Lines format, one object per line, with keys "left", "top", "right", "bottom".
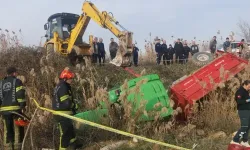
{"left": 0, "top": 32, "right": 250, "bottom": 150}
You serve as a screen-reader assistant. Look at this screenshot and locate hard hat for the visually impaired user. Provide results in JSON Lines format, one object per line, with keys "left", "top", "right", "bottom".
{"left": 59, "top": 69, "right": 75, "bottom": 80}
{"left": 14, "top": 118, "right": 29, "bottom": 127}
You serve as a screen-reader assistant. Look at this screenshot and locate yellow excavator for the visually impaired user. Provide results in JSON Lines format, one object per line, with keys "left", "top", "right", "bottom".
{"left": 43, "top": 1, "right": 133, "bottom": 67}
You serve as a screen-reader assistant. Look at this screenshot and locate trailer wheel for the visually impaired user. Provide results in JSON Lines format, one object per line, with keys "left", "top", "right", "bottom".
{"left": 192, "top": 52, "right": 214, "bottom": 66}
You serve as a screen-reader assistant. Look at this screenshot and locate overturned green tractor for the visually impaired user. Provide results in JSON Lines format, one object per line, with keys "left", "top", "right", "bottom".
{"left": 74, "top": 74, "right": 173, "bottom": 126}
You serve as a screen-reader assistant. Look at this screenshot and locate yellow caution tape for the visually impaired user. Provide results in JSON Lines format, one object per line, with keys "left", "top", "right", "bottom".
{"left": 31, "top": 98, "right": 191, "bottom": 150}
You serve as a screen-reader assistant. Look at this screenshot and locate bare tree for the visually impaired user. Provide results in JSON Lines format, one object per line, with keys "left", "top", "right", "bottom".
{"left": 237, "top": 19, "right": 250, "bottom": 42}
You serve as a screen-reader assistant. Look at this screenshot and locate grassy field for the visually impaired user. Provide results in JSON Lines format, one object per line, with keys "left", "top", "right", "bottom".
{"left": 0, "top": 42, "right": 249, "bottom": 150}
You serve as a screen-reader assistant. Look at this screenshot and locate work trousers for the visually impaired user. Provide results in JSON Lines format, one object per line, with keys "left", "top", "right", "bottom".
{"left": 110, "top": 51, "right": 117, "bottom": 60}
{"left": 92, "top": 54, "right": 99, "bottom": 64}
{"left": 98, "top": 54, "right": 105, "bottom": 65}
{"left": 133, "top": 54, "right": 138, "bottom": 66}
{"left": 163, "top": 55, "right": 173, "bottom": 65}
{"left": 2, "top": 112, "right": 24, "bottom": 150}
{"left": 233, "top": 110, "right": 250, "bottom": 143}
{"left": 175, "top": 53, "right": 184, "bottom": 64}
{"left": 54, "top": 115, "right": 76, "bottom": 149}
{"left": 156, "top": 53, "right": 163, "bottom": 65}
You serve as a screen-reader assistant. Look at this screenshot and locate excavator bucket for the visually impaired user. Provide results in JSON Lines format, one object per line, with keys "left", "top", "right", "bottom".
{"left": 110, "top": 32, "right": 133, "bottom": 67}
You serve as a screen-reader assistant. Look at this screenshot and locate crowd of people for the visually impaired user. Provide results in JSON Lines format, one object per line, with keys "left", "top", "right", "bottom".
{"left": 154, "top": 38, "right": 200, "bottom": 65}
{"left": 89, "top": 35, "right": 249, "bottom": 67}
{"left": 90, "top": 37, "right": 140, "bottom": 66}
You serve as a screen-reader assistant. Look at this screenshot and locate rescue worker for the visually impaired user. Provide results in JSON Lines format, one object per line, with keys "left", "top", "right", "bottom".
{"left": 132, "top": 44, "right": 139, "bottom": 66}
{"left": 238, "top": 39, "right": 246, "bottom": 57}
{"left": 155, "top": 38, "right": 162, "bottom": 65}
{"left": 183, "top": 43, "right": 191, "bottom": 63}
{"left": 98, "top": 38, "right": 106, "bottom": 66}
{"left": 209, "top": 36, "right": 217, "bottom": 54}
{"left": 0, "top": 67, "right": 26, "bottom": 150}
{"left": 52, "top": 68, "right": 82, "bottom": 150}
{"left": 92, "top": 37, "right": 99, "bottom": 64}
{"left": 109, "top": 38, "right": 119, "bottom": 60}
{"left": 190, "top": 41, "right": 199, "bottom": 55}
{"left": 161, "top": 40, "right": 168, "bottom": 65}
{"left": 174, "top": 38, "right": 184, "bottom": 64}
{"left": 230, "top": 80, "right": 250, "bottom": 147}
{"left": 223, "top": 37, "right": 231, "bottom": 52}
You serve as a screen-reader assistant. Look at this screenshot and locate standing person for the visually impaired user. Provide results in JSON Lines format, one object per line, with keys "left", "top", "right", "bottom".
{"left": 183, "top": 43, "right": 191, "bottom": 63}
{"left": 230, "top": 80, "right": 250, "bottom": 147}
{"left": 109, "top": 38, "right": 119, "bottom": 60}
{"left": 92, "top": 37, "right": 99, "bottom": 64}
{"left": 190, "top": 41, "right": 199, "bottom": 55}
{"left": 161, "top": 40, "right": 168, "bottom": 65}
{"left": 52, "top": 68, "right": 82, "bottom": 150}
{"left": 167, "top": 44, "right": 175, "bottom": 65}
{"left": 238, "top": 39, "right": 246, "bottom": 57}
{"left": 132, "top": 44, "right": 139, "bottom": 66}
{"left": 98, "top": 38, "right": 106, "bottom": 66}
{"left": 174, "top": 38, "right": 184, "bottom": 64}
{"left": 0, "top": 67, "right": 26, "bottom": 150}
{"left": 223, "top": 37, "right": 231, "bottom": 52}
{"left": 155, "top": 38, "right": 163, "bottom": 65}
{"left": 209, "top": 36, "right": 217, "bottom": 54}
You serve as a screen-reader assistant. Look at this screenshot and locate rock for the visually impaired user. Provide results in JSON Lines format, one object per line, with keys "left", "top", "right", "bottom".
{"left": 181, "top": 124, "right": 196, "bottom": 133}
{"left": 196, "top": 129, "right": 205, "bottom": 136}
{"left": 132, "top": 137, "right": 138, "bottom": 143}
{"left": 208, "top": 131, "right": 227, "bottom": 139}
{"left": 178, "top": 132, "right": 188, "bottom": 138}
{"left": 100, "top": 140, "right": 129, "bottom": 150}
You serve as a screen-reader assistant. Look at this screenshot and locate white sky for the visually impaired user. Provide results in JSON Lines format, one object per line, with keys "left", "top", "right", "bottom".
{"left": 0, "top": 0, "right": 249, "bottom": 51}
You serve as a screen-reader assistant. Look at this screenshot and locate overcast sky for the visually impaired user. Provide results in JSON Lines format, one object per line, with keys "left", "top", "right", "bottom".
{"left": 0, "top": 0, "right": 249, "bottom": 50}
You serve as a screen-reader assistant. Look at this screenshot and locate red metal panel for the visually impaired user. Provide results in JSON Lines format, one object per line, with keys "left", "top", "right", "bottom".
{"left": 170, "top": 53, "right": 248, "bottom": 114}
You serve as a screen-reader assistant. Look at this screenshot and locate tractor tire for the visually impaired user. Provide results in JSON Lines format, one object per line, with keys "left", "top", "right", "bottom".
{"left": 191, "top": 52, "right": 214, "bottom": 66}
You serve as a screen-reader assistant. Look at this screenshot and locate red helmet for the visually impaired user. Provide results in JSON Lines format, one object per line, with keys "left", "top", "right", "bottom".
{"left": 14, "top": 118, "right": 29, "bottom": 127}
{"left": 59, "top": 69, "right": 75, "bottom": 80}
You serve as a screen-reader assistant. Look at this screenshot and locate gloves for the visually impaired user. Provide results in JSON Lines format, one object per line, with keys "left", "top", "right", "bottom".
{"left": 246, "top": 99, "right": 250, "bottom": 103}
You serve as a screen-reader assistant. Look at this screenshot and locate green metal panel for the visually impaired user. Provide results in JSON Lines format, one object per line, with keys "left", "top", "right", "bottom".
{"left": 75, "top": 74, "right": 173, "bottom": 123}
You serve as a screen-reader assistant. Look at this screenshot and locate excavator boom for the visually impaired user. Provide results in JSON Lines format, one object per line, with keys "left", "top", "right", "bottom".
{"left": 68, "top": 1, "right": 133, "bottom": 67}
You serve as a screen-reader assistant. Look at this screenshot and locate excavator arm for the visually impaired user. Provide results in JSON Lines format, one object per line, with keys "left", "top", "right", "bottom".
{"left": 68, "top": 1, "right": 133, "bottom": 67}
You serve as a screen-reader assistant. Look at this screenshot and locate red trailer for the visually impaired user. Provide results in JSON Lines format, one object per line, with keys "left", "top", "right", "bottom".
{"left": 170, "top": 53, "right": 248, "bottom": 116}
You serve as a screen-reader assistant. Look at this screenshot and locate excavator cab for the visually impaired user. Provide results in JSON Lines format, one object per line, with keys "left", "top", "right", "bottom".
{"left": 44, "top": 13, "right": 80, "bottom": 41}
{"left": 43, "top": 13, "right": 92, "bottom": 65}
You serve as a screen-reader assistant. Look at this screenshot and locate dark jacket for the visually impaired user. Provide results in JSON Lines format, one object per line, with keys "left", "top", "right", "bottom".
{"left": 109, "top": 42, "right": 119, "bottom": 53}
{"left": 92, "top": 42, "right": 99, "bottom": 54}
{"left": 0, "top": 76, "right": 26, "bottom": 112}
{"left": 133, "top": 46, "right": 139, "bottom": 56}
{"left": 52, "top": 80, "right": 77, "bottom": 115}
{"left": 161, "top": 44, "right": 168, "bottom": 53}
{"left": 98, "top": 42, "right": 105, "bottom": 55}
{"left": 174, "top": 42, "right": 184, "bottom": 54}
{"left": 235, "top": 86, "right": 250, "bottom": 110}
{"left": 183, "top": 46, "right": 191, "bottom": 57}
{"left": 209, "top": 39, "right": 217, "bottom": 51}
{"left": 223, "top": 41, "right": 230, "bottom": 51}
{"left": 190, "top": 45, "right": 199, "bottom": 55}
{"left": 155, "top": 43, "right": 162, "bottom": 53}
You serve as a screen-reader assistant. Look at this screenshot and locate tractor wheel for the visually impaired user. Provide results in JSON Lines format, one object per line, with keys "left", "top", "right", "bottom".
{"left": 192, "top": 52, "right": 214, "bottom": 66}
